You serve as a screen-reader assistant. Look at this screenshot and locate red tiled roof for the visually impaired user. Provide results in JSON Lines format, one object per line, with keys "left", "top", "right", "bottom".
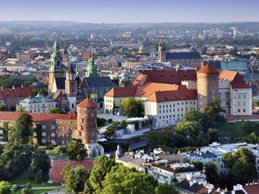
{"left": 41, "top": 77, "right": 49, "bottom": 84}
{"left": 0, "top": 111, "right": 77, "bottom": 123}
{"left": 135, "top": 83, "right": 179, "bottom": 98}
{"left": 104, "top": 86, "right": 137, "bottom": 98}
{"left": 77, "top": 98, "right": 97, "bottom": 108}
{"left": 219, "top": 70, "right": 250, "bottom": 89}
{"left": 198, "top": 64, "right": 219, "bottom": 74}
{"left": 243, "top": 184, "right": 259, "bottom": 194}
{"left": 230, "top": 73, "right": 250, "bottom": 89}
{"left": 0, "top": 86, "right": 33, "bottom": 99}
{"left": 81, "top": 52, "right": 91, "bottom": 60}
{"left": 13, "top": 86, "right": 33, "bottom": 97}
{"left": 146, "top": 86, "right": 197, "bottom": 102}
{"left": 131, "top": 69, "right": 197, "bottom": 86}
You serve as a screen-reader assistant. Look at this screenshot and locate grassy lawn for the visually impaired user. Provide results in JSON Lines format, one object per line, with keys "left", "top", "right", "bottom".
{"left": 33, "top": 188, "right": 56, "bottom": 194}
{"left": 218, "top": 121, "right": 259, "bottom": 138}
{"left": 11, "top": 170, "right": 61, "bottom": 187}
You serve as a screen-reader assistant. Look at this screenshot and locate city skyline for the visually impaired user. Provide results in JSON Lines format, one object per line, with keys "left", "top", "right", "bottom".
{"left": 0, "top": 0, "right": 259, "bottom": 23}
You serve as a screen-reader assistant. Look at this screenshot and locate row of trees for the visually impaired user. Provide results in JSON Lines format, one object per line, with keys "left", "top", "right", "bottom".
{"left": 120, "top": 98, "right": 144, "bottom": 117}
{"left": 147, "top": 99, "right": 224, "bottom": 151}
{"left": 62, "top": 155, "right": 179, "bottom": 194}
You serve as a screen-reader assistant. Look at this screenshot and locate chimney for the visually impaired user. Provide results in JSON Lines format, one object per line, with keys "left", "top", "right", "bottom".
{"left": 12, "top": 85, "right": 15, "bottom": 89}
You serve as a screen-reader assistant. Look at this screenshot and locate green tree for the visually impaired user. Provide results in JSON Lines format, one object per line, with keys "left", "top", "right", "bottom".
{"left": 120, "top": 98, "right": 144, "bottom": 117}
{"left": 242, "top": 132, "right": 259, "bottom": 144}
{"left": 202, "top": 98, "right": 226, "bottom": 128}
{"left": 175, "top": 121, "right": 203, "bottom": 137}
{"left": 62, "top": 163, "right": 87, "bottom": 194}
{"left": 190, "top": 160, "right": 203, "bottom": 171}
{"left": 11, "top": 113, "right": 33, "bottom": 144}
{"left": 155, "top": 183, "right": 179, "bottom": 194}
{"left": 66, "top": 138, "right": 87, "bottom": 161}
{"left": 28, "top": 150, "right": 50, "bottom": 182}
{"left": 48, "top": 108, "right": 66, "bottom": 114}
{"left": 101, "top": 165, "right": 155, "bottom": 194}
{"left": 0, "top": 104, "right": 8, "bottom": 111}
{"left": 208, "top": 128, "right": 219, "bottom": 142}
{"left": 0, "top": 181, "right": 11, "bottom": 194}
{"left": 183, "top": 108, "right": 203, "bottom": 123}
{"left": 205, "top": 162, "right": 220, "bottom": 186}
{"left": 89, "top": 155, "right": 116, "bottom": 194}
{"left": 16, "top": 106, "right": 26, "bottom": 112}
{"left": 222, "top": 148, "right": 257, "bottom": 186}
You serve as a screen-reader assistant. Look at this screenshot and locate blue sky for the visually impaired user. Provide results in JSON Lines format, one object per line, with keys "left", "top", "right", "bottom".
{"left": 0, "top": 0, "right": 258, "bottom": 23}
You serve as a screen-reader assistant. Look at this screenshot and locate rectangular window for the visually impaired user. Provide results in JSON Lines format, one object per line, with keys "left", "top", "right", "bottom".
{"left": 42, "top": 132, "right": 46, "bottom": 137}
{"left": 243, "top": 109, "right": 246, "bottom": 112}
{"left": 243, "top": 95, "right": 246, "bottom": 99}
{"left": 51, "top": 133, "right": 55, "bottom": 137}
{"left": 238, "top": 102, "right": 241, "bottom": 106}
{"left": 238, "top": 109, "right": 240, "bottom": 113}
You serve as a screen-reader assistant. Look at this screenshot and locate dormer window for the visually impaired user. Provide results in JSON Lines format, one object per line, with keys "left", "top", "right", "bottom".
{"left": 57, "top": 61, "right": 60, "bottom": 66}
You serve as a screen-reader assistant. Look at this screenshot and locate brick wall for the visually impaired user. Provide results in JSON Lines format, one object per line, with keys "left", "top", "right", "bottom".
{"left": 49, "top": 158, "right": 95, "bottom": 183}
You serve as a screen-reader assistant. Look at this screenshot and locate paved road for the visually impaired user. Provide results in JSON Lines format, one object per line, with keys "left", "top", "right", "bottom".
{"left": 98, "top": 123, "right": 113, "bottom": 134}
{"left": 32, "top": 186, "right": 63, "bottom": 190}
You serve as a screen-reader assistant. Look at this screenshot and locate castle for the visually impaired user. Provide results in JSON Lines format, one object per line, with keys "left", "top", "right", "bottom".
{"left": 104, "top": 64, "right": 252, "bottom": 128}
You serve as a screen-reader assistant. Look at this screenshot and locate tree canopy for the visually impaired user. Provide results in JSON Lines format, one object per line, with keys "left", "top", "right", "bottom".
{"left": 48, "top": 108, "right": 66, "bottom": 114}
{"left": 10, "top": 113, "right": 33, "bottom": 144}
{"left": 66, "top": 138, "right": 88, "bottom": 161}
{"left": 62, "top": 162, "right": 88, "bottom": 194}
{"left": 120, "top": 98, "right": 144, "bottom": 117}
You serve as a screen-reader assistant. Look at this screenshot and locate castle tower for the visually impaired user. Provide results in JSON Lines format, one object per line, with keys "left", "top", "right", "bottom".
{"left": 197, "top": 64, "right": 219, "bottom": 111}
{"left": 49, "top": 41, "right": 64, "bottom": 92}
{"left": 65, "top": 64, "right": 77, "bottom": 111}
{"left": 85, "top": 51, "right": 98, "bottom": 77}
{"left": 158, "top": 38, "right": 166, "bottom": 62}
{"left": 73, "top": 98, "right": 104, "bottom": 157}
{"left": 62, "top": 45, "right": 69, "bottom": 66}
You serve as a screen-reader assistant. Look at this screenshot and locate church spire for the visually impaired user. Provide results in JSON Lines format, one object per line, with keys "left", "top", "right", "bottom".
{"left": 49, "top": 40, "right": 63, "bottom": 73}
{"left": 85, "top": 51, "right": 98, "bottom": 77}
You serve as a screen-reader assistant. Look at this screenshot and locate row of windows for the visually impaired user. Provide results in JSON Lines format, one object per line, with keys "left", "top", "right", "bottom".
{"left": 159, "top": 107, "right": 193, "bottom": 114}
{"left": 25, "top": 103, "right": 56, "bottom": 108}
{"left": 159, "top": 101, "right": 195, "bottom": 109}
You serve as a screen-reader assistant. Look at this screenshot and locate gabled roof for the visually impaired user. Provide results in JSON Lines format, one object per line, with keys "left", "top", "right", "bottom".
{"left": 198, "top": 64, "right": 219, "bottom": 74}
{"left": 84, "top": 77, "right": 118, "bottom": 88}
{"left": 104, "top": 86, "right": 137, "bottom": 98}
{"left": 219, "top": 70, "right": 250, "bottom": 89}
{"left": 55, "top": 77, "right": 66, "bottom": 89}
{"left": 66, "top": 64, "right": 75, "bottom": 74}
{"left": 166, "top": 52, "right": 201, "bottom": 60}
{"left": 131, "top": 69, "right": 197, "bottom": 86}
{"left": 77, "top": 98, "right": 97, "bottom": 108}
{"left": 146, "top": 86, "right": 197, "bottom": 102}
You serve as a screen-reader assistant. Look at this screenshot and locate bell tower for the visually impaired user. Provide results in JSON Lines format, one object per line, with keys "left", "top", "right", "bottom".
{"left": 65, "top": 64, "right": 77, "bottom": 111}
{"left": 49, "top": 40, "right": 64, "bottom": 92}
{"left": 158, "top": 38, "right": 166, "bottom": 62}
{"left": 85, "top": 51, "right": 98, "bottom": 77}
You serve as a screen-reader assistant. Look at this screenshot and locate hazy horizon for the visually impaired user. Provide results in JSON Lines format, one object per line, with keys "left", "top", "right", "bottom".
{"left": 0, "top": 0, "right": 259, "bottom": 23}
